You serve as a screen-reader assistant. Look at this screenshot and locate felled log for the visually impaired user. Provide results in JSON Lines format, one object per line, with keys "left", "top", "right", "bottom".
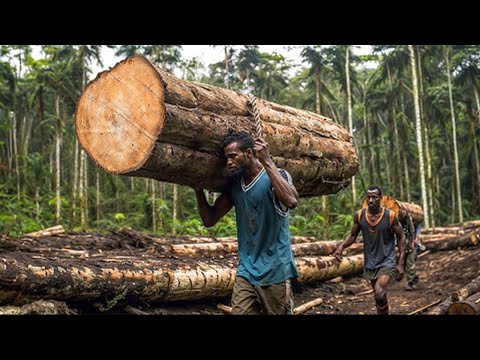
{"left": 0, "top": 252, "right": 237, "bottom": 304}
{"left": 362, "top": 195, "right": 424, "bottom": 224}
{"left": 170, "top": 242, "right": 238, "bottom": 257}
{"left": 0, "top": 251, "right": 363, "bottom": 305}
{"left": 446, "top": 292, "right": 480, "bottom": 315}
{"left": 170, "top": 240, "right": 361, "bottom": 258}
{"left": 426, "top": 298, "right": 453, "bottom": 315}
{"left": 24, "top": 225, "right": 65, "bottom": 238}
{"left": 75, "top": 56, "right": 358, "bottom": 197}
{"left": 296, "top": 254, "right": 364, "bottom": 283}
{"left": 452, "top": 275, "right": 480, "bottom": 302}
{"left": 419, "top": 233, "right": 458, "bottom": 241}
{"left": 423, "top": 230, "right": 480, "bottom": 252}
{"left": 111, "top": 228, "right": 236, "bottom": 245}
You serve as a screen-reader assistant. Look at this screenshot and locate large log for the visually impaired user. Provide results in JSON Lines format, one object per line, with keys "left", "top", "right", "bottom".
{"left": 451, "top": 275, "right": 480, "bottom": 302}
{"left": 0, "top": 251, "right": 363, "bottom": 304}
{"left": 423, "top": 230, "right": 480, "bottom": 252}
{"left": 75, "top": 56, "right": 358, "bottom": 197}
{"left": 361, "top": 195, "right": 424, "bottom": 224}
{"left": 446, "top": 292, "right": 480, "bottom": 315}
{"left": 426, "top": 298, "right": 453, "bottom": 315}
{"left": 296, "top": 255, "right": 364, "bottom": 283}
{"left": 1, "top": 232, "right": 354, "bottom": 258}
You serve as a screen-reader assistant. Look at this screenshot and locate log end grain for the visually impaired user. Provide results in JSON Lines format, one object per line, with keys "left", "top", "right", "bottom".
{"left": 76, "top": 56, "right": 165, "bottom": 174}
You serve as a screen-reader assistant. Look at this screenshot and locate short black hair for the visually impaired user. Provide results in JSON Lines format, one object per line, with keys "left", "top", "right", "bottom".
{"left": 367, "top": 185, "right": 382, "bottom": 197}
{"left": 223, "top": 131, "right": 254, "bottom": 151}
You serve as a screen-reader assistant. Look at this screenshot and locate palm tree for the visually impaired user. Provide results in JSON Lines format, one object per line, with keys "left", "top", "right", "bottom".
{"left": 444, "top": 46, "right": 463, "bottom": 223}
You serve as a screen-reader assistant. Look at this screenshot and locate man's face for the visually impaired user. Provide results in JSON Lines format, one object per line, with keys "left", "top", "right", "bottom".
{"left": 224, "top": 141, "right": 250, "bottom": 178}
{"left": 366, "top": 190, "right": 381, "bottom": 211}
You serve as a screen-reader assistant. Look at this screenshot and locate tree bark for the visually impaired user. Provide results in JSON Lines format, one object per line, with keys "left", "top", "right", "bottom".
{"left": 24, "top": 225, "right": 65, "bottom": 238}
{"left": 0, "top": 251, "right": 363, "bottom": 304}
{"left": 452, "top": 275, "right": 480, "bottom": 302}
{"left": 75, "top": 56, "right": 358, "bottom": 197}
{"left": 447, "top": 292, "right": 480, "bottom": 315}
{"left": 427, "top": 298, "right": 453, "bottom": 315}
{"left": 423, "top": 230, "right": 480, "bottom": 252}
{"left": 296, "top": 255, "right": 364, "bottom": 283}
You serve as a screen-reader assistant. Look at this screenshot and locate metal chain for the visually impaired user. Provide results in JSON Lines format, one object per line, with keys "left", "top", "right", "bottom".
{"left": 248, "top": 94, "right": 263, "bottom": 139}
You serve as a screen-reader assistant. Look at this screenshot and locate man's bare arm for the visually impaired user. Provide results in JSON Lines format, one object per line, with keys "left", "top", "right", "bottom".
{"left": 194, "top": 189, "right": 233, "bottom": 227}
{"left": 254, "top": 138, "right": 298, "bottom": 209}
{"left": 333, "top": 214, "right": 361, "bottom": 259}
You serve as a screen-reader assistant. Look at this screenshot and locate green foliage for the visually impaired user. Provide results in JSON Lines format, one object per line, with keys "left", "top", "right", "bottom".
{"left": 1, "top": 45, "right": 480, "bottom": 239}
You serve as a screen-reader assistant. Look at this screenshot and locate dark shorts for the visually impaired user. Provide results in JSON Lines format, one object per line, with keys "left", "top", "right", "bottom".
{"left": 363, "top": 266, "right": 396, "bottom": 280}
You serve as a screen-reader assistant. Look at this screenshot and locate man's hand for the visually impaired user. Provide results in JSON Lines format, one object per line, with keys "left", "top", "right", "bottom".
{"left": 332, "top": 246, "right": 343, "bottom": 262}
{"left": 253, "top": 138, "right": 272, "bottom": 166}
{"left": 395, "top": 264, "right": 405, "bottom": 281}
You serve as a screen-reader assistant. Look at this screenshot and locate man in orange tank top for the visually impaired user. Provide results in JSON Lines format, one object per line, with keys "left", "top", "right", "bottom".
{"left": 333, "top": 186, "right": 406, "bottom": 315}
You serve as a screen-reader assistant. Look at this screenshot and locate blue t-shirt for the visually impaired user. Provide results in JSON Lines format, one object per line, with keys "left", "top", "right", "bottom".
{"left": 228, "top": 168, "right": 298, "bottom": 286}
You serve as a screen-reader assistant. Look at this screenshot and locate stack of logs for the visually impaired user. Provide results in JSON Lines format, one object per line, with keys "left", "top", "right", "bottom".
{"left": 0, "top": 226, "right": 363, "bottom": 308}
{"left": 419, "top": 220, "right": 480, "bottom": 252}
{"left": 2, "top": 219, "right": 479, "bottom": 313}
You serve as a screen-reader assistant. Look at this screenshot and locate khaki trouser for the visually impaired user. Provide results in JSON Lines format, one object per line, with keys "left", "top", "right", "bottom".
{"left": 406, "top": 247, "right": 419, "bottom": 285}
{"left": 231, "top": 276, "right": 294, "bottom": 315}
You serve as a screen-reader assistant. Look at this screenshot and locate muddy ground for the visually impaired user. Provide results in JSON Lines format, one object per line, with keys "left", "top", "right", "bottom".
{"left": 133, "top": 245, "right": 480, "bottom": 315}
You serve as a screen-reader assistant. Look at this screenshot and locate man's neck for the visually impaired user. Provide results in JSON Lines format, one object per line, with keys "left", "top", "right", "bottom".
{"left": 243, "top": 161, "right": 263, "bottom": 186}
{"left": 367, "top": 206, "right": 382, "bottom": 215}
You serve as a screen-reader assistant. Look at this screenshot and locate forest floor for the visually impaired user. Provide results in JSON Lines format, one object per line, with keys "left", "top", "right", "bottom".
{"left": 131, "top": 245, "right": 480, "bottom": 315}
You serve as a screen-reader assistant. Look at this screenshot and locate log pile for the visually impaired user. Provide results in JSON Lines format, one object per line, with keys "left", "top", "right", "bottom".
{"left": 75, "top": 56, "right": 358, "bottom": 197}
{"left": 420, "top": 223, "right": 480, "bottom": 252}
{"left": 0, "top": 228, "right": 363, "bottom": 307}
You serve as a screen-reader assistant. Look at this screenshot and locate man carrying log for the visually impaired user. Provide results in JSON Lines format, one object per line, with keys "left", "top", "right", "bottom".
{"left": 333, "top": 186, "right": 406, "bottom": 315}
{"left": 193, "top": 131, "right": 299, "bottom": 315}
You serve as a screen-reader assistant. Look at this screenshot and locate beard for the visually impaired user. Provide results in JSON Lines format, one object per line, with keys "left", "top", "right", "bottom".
{"left": 227, "top": 167, "right": 246, "bottom": 183}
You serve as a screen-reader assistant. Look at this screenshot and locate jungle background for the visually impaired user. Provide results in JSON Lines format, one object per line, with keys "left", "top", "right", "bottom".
{"left": 1, "top": 45, "right": 479, "bottom": 240}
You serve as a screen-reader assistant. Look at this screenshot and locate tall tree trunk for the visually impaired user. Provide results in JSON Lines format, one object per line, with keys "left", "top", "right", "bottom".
{"left": 345, "top": 47, "right": 356, "bottom": 204}
{"left": 11, "top": 111, "right": 20, "bottom": 201}
{"left": 416, "top": 50, "right": 435, "bottom": 226}
{"left": 315, "top": 71, "right": 329, "bottom": 239}
{"left": 151, "top": 180, "right": 156, "bottom": 233}
{"left": 79, "top": 150, "right": 86, "bottom": 230}
{"left": 445, "top": 46, "right": 463, "bottom": 223}
{"left": 55, "top": 95, "right": 62, "bottom": 223}
{"left": 474, "top": 86, "right": 480, "bottom": 129}
{"left": 71, "top": 139, "right": 79, "bottom": 228}
{"left": 35, "top": 186, "right": 40, "bottom": 221}
{"left": 416, "top": 52, "right": 435, "bottom": 226}
{"left": 76, "top": 56, "right": 358, "bottom": 197}
{"left": 172, "top": 183, "right": 178, "bottom": 235}
{"left": 400, "top": 93, "right": 411, "bottom": 202}
{"left": 84, "top": 154, "right": 89, "bottom": 224}
{"left": 8, "top": 111, "right": 13, "bottom": 170}
{"left": 96, "top": 167, "right": 100, "bottom": 223}
{"left": 409, "top": 45, "right": 429, "bottom": 227}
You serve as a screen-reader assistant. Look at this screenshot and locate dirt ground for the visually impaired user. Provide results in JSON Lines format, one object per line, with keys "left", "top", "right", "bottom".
{"left": 135, "top": 245, "right": 480, "bottom": 315}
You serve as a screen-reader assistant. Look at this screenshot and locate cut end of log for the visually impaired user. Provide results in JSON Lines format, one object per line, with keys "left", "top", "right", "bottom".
{"left": 75, "top": 56, "right": 165, "bottom": 174}
{"left": 446, "top": 302, "right": 478, "bottom": 315}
